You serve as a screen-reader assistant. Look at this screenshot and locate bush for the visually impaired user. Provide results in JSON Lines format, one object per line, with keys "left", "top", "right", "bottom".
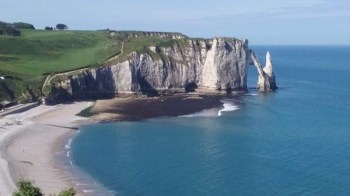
{"left": 45, "top": 26, "right": 54, "bottom": 30}
{"left": 58, "top": 188, "right": 76, "bottom": 196}
{"left": 13, "top": 180, "right": 43, "bottom": 196}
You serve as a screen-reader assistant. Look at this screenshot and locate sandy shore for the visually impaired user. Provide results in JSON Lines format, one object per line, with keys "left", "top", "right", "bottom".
{"left": 0, "top": 102, "right": 92, "bottom": 196}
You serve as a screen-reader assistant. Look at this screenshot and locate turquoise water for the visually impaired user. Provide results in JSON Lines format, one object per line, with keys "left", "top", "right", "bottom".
{"left": 71, "top": 46, "right": 350, "bottom": 195}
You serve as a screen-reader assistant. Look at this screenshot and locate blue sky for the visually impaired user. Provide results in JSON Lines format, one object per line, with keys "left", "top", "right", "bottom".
{"left": 1, "top": 0, "right": 349, "bottom": 45}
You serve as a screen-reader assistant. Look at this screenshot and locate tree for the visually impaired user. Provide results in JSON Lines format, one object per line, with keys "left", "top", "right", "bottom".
{"left": 58, "top": 188, "right": 76, "bottom": 196}
{"left": 56, "top": 23, "right": 68, "bottom": 30}
{"left": 0, "top": 25, "right": 21, "bottom": 36}
{"left": 45, "top": 26, "right": 53, "bottom": 30}
{"left": 12, "top": 22, "right": 35, "bottom": 29}
{"left": 13, "top": 180, "right": 43, "bottom": 196}
{"left": 0, "top": 21, "right": 8, "bottom": 28}
{"left": 0, "top": 21, "right": 21, "bottom": 36}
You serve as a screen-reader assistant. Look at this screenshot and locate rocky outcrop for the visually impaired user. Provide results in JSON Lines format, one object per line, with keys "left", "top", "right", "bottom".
{"left": 251, "top": 51, "right": 277, "bottom": 92}
{"left": 46, "top": 35, "right": 276, "bottom": 103}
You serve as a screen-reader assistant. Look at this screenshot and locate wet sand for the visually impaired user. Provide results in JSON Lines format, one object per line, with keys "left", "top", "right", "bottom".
{"left": 92, "top": 94, "right": 227, "bottom": 121}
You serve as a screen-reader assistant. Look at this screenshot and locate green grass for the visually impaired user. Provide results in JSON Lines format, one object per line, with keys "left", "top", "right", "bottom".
{"left": 109, "top": 36, "right": 192, "bottom": 64}
{"left": 0, "top": 29, "right": 121, "bottom": 76}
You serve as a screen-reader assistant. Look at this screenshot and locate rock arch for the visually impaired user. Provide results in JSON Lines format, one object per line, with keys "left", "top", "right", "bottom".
{"left": 250, "top": 51, "right": 277, "bottom": 92}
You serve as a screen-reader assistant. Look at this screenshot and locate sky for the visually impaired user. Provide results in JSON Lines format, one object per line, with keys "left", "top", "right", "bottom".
{"left": 1, "top": 0, "right": 349, "bottom": 45}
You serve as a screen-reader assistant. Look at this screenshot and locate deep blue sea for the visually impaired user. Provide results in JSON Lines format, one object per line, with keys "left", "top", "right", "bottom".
{"left": 70, "top": 46, "right": 350, "bottom": 195}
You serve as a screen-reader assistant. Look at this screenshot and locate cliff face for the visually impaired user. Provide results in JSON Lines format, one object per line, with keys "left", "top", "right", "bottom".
{"left": 46, "top": 36, "right": 275, "bottom": 103}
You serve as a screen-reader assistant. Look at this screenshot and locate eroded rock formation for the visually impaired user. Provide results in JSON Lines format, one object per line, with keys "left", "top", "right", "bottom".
{"left": 46, "top": 35, "right": 276, "bottom": 103}
{"left": 251, "top": 51, "right": 277, "bottom": 92}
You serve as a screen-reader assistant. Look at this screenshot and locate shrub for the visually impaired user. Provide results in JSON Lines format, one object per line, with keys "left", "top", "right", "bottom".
{"left": 13, "top": 180, "right": 43, "bottom": 196}
{"left": 58, "top": 188, "right": 76, "bottom": 196}
{"left": 45, "top": 26, "right": 54, "bottom": 30}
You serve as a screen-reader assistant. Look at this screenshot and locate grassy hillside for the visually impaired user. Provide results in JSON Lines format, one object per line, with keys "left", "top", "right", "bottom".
{"left": 0, "top": 29, "right": 121, "bottom": 76}
{"left": 0, "top": 29, "right": 123, "bottom": 102}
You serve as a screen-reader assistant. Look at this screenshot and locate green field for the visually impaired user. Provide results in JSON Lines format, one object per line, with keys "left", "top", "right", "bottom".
{"left": 0, "top": 29, "right": 121, "bottom": 76}
{"left": 0, "top": 29, "right": 124, "bottom": 102}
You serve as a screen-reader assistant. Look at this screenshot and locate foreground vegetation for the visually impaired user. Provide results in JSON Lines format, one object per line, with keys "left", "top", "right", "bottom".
{"left": 13, "top": 179, "right": 75, "bottom": 196}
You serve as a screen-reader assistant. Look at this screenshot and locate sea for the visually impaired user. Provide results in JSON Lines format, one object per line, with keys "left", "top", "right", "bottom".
{"left": 67, "top": 46, "right": 350, "bottom": 195}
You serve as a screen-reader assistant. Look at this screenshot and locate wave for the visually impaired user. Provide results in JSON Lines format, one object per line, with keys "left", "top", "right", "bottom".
{"left": 180, "top": 100, "right": 239, "bottom": 118}
{"left": 83, "top": 189, "right": 95, "bottom": 193}
{"left": 217, "top": 102, "right": 239, "bottom": 116}
{"left": 65, "top": 138, "right": 73, "bottom": 158}
{"left": 65, "top": 138, "right": 73, "bottom": 149}
{"left": 76, "top": 183, "right": 89, "bottom": 186}
{"left": 180, "top": 108, "right": 219, "bottom": 118}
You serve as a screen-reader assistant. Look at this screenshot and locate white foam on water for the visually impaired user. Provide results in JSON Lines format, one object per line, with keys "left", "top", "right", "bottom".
{"left": 249, "top": 93, "right": 258, "bottom": 96}
{"left": 83, "top": 189, "right": 95, "bottom": 193}
{"left": 217, "top": 101, "right": 239, "bottom": 116}
{"left": 65, "top": 138, "right": 73, "bottom": 158}
{"left": 179, "top": 108, "right": 219, "bottom": 118}
{"left": 65, "top": 138, "right": 73, "bottom": 149}
{"left": 76, "top": 183, "right": 89, "bottom": 186}
{"left": 179, "top": 99, "right": 239, "bottom": 118}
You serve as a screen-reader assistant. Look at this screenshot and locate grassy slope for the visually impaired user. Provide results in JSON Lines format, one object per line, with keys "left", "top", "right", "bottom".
{"left": 0, "top": 29, "right": 120, "bottom": 76}
{"left": 0, "top": 29, "right": 121, "bottom": 101}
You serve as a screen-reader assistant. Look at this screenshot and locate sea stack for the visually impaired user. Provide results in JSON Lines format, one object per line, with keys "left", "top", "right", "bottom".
{"left": 250, "top": 51, "right": 277, "bottom": 92}
{"left": 263, "top": 51, "right": 277, "bottom": 90}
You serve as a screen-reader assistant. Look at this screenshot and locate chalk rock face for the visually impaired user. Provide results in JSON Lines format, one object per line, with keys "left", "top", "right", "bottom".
{"left": 68, "top": 60, "right": 139, "bottom": 99}
{"left": 251, "top": 51, "right": 277, "bottom": 92}
{"left": 201, "top": 38, "right": 250, "bottom": 92}
{"left": 263, "top": 51, "right": 277, "bottom": 90}
{"left": 46, "top": 34, "right": 276, "bottom": 103}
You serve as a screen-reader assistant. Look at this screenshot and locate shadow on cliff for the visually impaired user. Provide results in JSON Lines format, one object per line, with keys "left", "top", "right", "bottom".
{"left": 138, "top": 77, "right": 159, "bottom": 97}
{"left": 72, "top": 68, "right": 117, "bottom": 99}
{"left": 185, "top": 82, "right": 198, "bottom": 92}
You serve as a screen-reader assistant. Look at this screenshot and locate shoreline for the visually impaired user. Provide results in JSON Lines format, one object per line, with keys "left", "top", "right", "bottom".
{"left": 0, "top": 94, "right": 242, "bottom": 195}
{"left": 0, "top": 102, "right": 95, "bottom": 195}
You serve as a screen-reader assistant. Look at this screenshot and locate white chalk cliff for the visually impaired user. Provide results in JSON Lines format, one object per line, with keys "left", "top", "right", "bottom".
{"left": 47, "top": 34, "right": 276, "bottom": 102}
